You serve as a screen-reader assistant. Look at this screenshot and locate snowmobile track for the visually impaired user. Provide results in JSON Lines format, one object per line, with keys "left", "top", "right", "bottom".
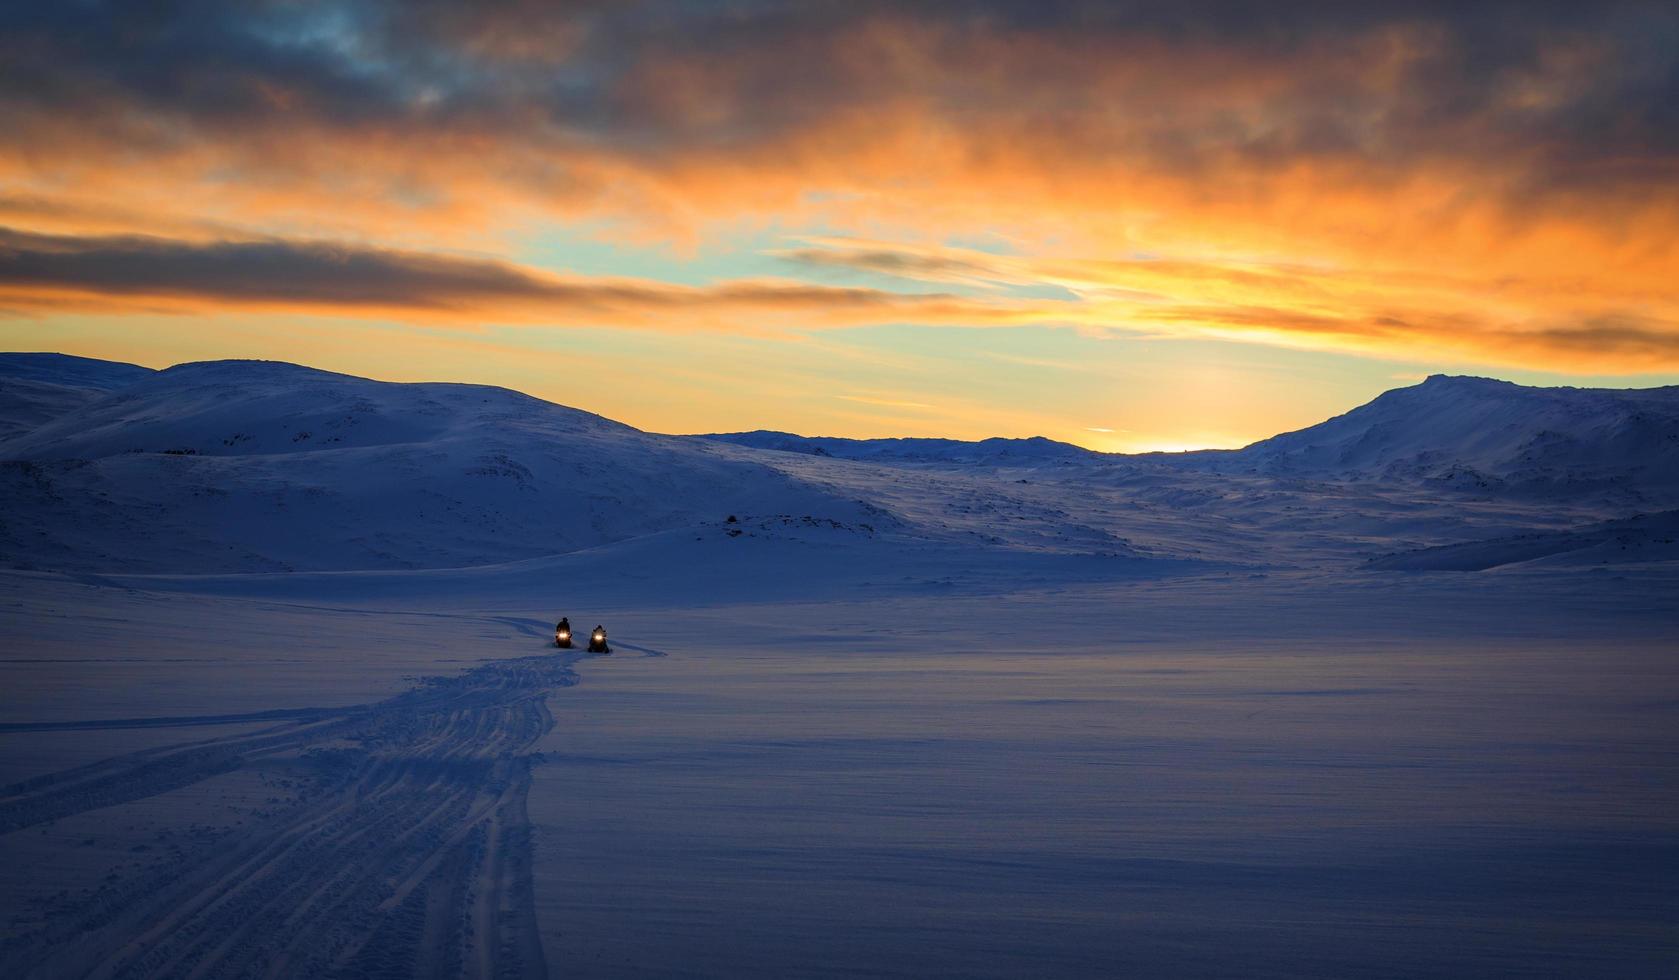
{"left": 0, "top": 653, "right": 577, "bottom": 978}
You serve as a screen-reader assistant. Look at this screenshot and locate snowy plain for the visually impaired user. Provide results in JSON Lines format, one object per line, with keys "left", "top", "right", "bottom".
{"left": 1, "top": 354, "right": 1675, "bottom": 977}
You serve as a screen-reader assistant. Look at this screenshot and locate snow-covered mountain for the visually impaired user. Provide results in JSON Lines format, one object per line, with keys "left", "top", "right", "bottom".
{"left": 0, "top": 358, "right": 878, "bottom": 573}
{"left": 1175, "top": 374, "right": 1679, "bottom": 501}
{"left": 706, "top": 376, "right": 1679, "bottom": 507}
{"left": 2, "top": 355, "right": 1675, "bottom": 576}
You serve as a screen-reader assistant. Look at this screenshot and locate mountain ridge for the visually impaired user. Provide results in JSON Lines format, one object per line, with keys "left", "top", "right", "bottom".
{"left": 6, "top": 354, "right": 1675, "bottom": 469}
{"left": 3, "top": 353, "right": 1676, "bottom": 576}
{"left": 696, "top": 430, "right": 1101, "bottom": 464}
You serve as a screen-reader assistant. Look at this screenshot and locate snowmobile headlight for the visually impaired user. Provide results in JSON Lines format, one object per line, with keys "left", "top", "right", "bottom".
{"left": 558, "top": 630, "right": 569, "bottom": 640}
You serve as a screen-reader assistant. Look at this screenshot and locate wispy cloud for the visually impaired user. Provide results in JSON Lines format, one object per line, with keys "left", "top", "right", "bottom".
{"left": 836, "top": 394, "right": 936, "bottom": 411}
{"left": 776, "top": 239, "right": 1679, "bottom": 372}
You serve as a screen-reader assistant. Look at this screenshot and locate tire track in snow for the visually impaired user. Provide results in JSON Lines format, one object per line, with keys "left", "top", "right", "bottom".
{"left": 0, "top": 652, "right": 582, "bottom": 978}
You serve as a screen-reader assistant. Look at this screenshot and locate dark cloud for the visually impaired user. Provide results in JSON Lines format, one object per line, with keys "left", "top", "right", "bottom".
{"left": 1527, "top": 317, "right": 1679, "bottom": 359}
{"left": 3, "top": 1, "right": 1674, "bottom": 185}
{"left": 0, "top": 228, "right": 552, "bottom": 308}
{"left": 0, "top": 227, "right": 993, "bottom": 326}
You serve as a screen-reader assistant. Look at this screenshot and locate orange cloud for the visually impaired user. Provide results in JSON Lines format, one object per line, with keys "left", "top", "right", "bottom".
{"left": 779, "top": 238, "right": 1679, "bottom": 373}
{"left": 6, "top": 226, "right": 1674, "bottom": 373}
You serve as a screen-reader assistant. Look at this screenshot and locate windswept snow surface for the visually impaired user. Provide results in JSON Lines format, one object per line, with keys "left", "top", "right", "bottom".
{"left": 2, "top": 356, "right": 1677, "bottom": 977}
{"left": 1368, "top": 509, "right": 1679, "bottom": 571}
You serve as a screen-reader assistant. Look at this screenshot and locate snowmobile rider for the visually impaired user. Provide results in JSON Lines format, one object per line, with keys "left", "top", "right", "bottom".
{"left": 588, "top": 624, "right": 611, "bottom": 654}
{"left": 555, "top": 617, "right": 573, "bottom": 648}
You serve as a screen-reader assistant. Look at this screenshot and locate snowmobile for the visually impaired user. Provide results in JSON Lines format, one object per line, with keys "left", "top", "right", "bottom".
{"left": 588, "top": 626, "right": 611, "bottom": 654}
{"left": 555, "top": 622, "right": 573, "bottom": 649}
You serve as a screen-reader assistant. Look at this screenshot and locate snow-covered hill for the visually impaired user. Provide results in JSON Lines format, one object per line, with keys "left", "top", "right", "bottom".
{"left": 0, "top": 359, "right": 881, "bottom": 573}
{"left": 0, "top": 353, "right": 156, "bottom": 442}
{"left": 2, "top": 356, "right": 1675, "bottom": 576}
{"left": 1173, "top": 375, "right": 1679, "bottom": 502}
{"left": 0, "top": 353, "right": 155, "bottom": 390}
{"left": 706, "top": 376, "right": 1679, "bottom": 509}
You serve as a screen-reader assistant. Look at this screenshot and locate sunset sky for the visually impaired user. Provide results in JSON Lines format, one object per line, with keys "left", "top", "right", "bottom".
{"left": 3, "top": 1, "right": 1677, "bottom": 451}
